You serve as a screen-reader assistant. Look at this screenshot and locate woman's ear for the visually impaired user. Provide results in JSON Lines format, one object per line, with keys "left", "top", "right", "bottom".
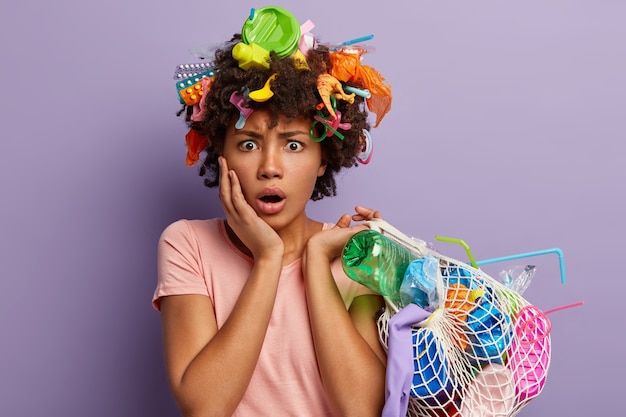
{"left": 317, "top": 153, "right": 328, "bottom": 177}
{"left": 317, "top": 161, "right": 327, "bottom": 177}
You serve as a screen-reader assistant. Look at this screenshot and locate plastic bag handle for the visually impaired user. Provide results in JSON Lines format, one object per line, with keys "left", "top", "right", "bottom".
{"left": 365, "top": 219, "right": 428, "bottom": 258}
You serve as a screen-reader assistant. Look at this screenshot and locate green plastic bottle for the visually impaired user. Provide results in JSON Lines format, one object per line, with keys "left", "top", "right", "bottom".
{"left": 341, "top": 229, "right": 418, "bottom": 306}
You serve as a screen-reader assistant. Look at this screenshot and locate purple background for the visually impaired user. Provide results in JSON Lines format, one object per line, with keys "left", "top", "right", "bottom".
{"left": 1, "top": 1, "right": 622, "bottom": 415}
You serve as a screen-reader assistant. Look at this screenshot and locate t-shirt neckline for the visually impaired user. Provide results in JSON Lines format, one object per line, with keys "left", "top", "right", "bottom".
{"left": 218, "top": 219, "right": 329, "bottom": 271}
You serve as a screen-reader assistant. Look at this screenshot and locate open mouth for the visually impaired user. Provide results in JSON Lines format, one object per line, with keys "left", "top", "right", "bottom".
{"left": 260, "top": 195, "right": 283, "bottom": 204}
{"left": 256, "top": 188, "right": 286, "bottom": 214}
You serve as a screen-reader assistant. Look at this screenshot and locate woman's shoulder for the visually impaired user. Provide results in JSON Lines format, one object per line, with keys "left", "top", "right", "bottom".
{"left": 161, "top": 218, "right": 253, "bottom": 263}
{"left": 160, "top": 218, "right": 224, "bottom": 242}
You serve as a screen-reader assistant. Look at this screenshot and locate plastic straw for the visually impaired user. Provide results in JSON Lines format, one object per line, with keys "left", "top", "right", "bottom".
{"left": 434, "top": 236, "right": 478, "bottom": 268}
{"left": 476, "top": 248, "right": 567, "bottom": 284}
{"left": 340, "top": 34, "right": 374, "bottom": 46}
{"left": 543, "top": 301, "right": 584, "bottom": 315}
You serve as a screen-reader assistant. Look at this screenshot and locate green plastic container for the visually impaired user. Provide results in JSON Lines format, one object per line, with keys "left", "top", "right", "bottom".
{"left": 241, "top": 6, "right": 301, "bottom": 58}
{"left": 341, "top": 229, "right": 417, "bottom": 305}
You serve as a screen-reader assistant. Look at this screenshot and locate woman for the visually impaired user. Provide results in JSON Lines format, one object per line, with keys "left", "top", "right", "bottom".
{"left": 153, "top": 6, "right": 393, "bottom": 416}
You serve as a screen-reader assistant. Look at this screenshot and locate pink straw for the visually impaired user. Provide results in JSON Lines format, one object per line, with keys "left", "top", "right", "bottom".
{"left": 543, "top": 301, "right": 585, "bottom": 316}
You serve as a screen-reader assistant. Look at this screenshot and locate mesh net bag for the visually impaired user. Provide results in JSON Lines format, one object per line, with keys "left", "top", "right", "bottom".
{"left": 348, "top": 220, "right": 552, "bottom": 417}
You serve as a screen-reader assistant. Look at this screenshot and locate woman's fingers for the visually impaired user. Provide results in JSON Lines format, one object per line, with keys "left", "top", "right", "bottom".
{"left": 219, "top": 157, "right": 255, "bottom": 220}
{"left": 218, "top": 157, "right": 234, "bottom": 214}
{"left": 334, "top": 213, "right": 352, "bottom": 229}
{"left": 227, "top": 169, "right": 248, "bottom": 216}
{"left": 352, "top": 206, "right": 383, "bottom": 222}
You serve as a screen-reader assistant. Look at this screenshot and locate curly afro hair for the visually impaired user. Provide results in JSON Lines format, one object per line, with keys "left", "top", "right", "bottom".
{"left": 185, "top": 35, "right": 371, "bottom": 201}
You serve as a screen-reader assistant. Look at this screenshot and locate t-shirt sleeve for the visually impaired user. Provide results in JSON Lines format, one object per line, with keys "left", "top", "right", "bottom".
{"left": 152, "top": 220, "right": 209, "bottom": 311}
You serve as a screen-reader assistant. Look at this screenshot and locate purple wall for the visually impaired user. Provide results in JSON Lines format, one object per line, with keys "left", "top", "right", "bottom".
{"left": 1, "top": 1, "right": 622, "bottom": 415}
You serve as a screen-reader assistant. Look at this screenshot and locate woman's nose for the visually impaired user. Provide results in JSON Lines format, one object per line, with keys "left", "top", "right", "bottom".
{"left": 257, "top": 148, "right": 283, "bottom": 179}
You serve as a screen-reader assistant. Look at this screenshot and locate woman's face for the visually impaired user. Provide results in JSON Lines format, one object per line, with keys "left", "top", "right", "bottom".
{"left": 221, "top": 110, "right": 327, "bottom": 231}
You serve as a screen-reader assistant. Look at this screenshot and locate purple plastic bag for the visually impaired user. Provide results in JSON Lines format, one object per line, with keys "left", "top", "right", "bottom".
{"left": 382, "top": 304, "right": 432, "bottom": 417}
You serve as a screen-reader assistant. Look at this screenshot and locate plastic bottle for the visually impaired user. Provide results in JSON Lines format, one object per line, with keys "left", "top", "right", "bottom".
{"left": 232, "top": 42, "right": 270, "bottom": 71}
{"left": 341, "top": 229, "right": 418, "bottom": 306}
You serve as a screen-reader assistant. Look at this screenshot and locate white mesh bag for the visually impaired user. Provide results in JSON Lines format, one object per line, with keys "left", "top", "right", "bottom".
{"left": 364, "top": 220, "right": 551, "bottom": 417}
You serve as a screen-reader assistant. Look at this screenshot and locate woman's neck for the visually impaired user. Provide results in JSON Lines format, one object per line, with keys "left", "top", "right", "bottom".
{"left": 224, "top": 217, "right": 323, "bottom": 266}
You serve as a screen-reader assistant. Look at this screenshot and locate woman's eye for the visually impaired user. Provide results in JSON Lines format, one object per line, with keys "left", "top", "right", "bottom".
{"left": 287, "top": 141, "right": 304, "bottom": 152}
{"left": 240, "top": 140, "right": 258, "bottom": 151}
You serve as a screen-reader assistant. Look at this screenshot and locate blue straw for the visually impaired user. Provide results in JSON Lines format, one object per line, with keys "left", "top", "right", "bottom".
{"left": 476, "top": 248, "right": 567, "bottom": 284}
{"left": 331, "top": 34, "right": 375, "bottom": 51}
{"left": 340, "top": 34, "right": 374, "bottom": 46}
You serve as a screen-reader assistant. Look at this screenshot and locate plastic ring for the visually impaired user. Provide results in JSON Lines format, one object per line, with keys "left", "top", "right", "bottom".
{"left": 309, "top": 120, "right": 326, "bottom": 142}
{"left": 356, "top": 129, "right": 373, "bottom": 164}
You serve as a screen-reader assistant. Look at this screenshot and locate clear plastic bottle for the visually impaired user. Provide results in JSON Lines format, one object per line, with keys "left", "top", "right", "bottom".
{"left": 341, "top": 229, "right": 418, "bottom": 305}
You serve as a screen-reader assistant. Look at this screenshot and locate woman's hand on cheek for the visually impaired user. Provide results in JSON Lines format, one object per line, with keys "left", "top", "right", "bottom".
{"left": 219, "top": 157, "right": 284, "bottom": 260}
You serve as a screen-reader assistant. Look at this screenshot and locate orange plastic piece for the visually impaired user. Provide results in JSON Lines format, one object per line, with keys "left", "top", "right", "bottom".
{"left": 329, "top": 50, "right": 392, "bottom": 127}
{"left": 316, "top": 73, "right": 355, "bottom": 119}
{"left": 180, "top": 82, "right": 204, "bottom": 106}
{"left": 444, "top": 284, "right": 483, "bottom": 350}
{"left": 185, "top": 128, "right": 209, "bottom": 166}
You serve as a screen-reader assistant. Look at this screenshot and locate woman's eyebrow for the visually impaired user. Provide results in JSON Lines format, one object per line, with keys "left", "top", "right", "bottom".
{"left": 278, "top": 130, "right": 309, "bottom": 138}
{"left": 232, "top": 130, "right": 263, "bottom": 139}
{"left": 231, "top": 129, "right": 309, "bottom": 139}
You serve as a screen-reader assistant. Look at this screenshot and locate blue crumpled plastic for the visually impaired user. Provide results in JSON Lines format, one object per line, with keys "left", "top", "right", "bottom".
{"left": 400, "top": 255, "right": 440, "bottom": 310}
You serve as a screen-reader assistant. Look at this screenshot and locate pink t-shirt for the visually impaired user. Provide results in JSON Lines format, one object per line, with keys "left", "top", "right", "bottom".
{"left": 152, "top": 218, "right": 373, "bottom": 416}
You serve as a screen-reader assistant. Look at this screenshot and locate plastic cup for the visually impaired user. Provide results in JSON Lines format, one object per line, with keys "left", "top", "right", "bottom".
{"left": 241, "top": 6, "right": 300, "bottom": 58}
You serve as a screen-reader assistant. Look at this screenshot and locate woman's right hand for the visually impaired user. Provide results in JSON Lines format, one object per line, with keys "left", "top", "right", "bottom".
{"left": 305, "top": 206, "right": 383, "bottom": 262}
{"left": 219, "top": 156, "right": 284, "bottom": 260}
